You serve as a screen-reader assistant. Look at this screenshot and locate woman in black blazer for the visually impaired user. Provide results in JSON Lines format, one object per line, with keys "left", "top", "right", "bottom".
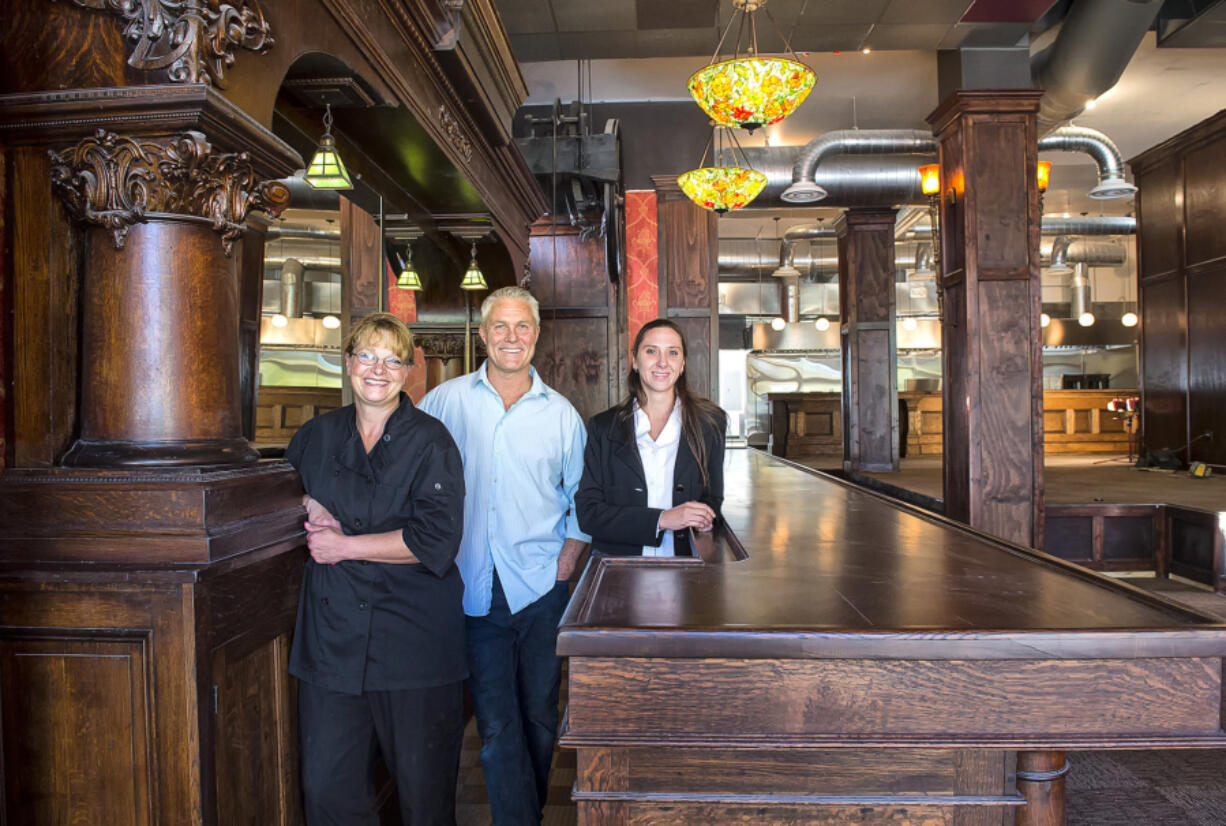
{"left": 577, "top": 318, "right": 727, "bottom": 557}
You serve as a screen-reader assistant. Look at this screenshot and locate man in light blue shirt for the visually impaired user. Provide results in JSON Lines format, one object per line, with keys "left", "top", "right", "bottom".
{"left": 419, "top": 285, "right": 588, "bottom": 826}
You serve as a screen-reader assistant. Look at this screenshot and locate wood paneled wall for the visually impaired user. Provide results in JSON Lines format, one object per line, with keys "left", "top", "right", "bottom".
{"left": 1131, "top": 109, "right": 1226, "bottom": 467}
{"left": 652, "top": 176, "right": 718, "bottom": 401}
{"left": 529, "top": 221, "right": 625, "bottom": 422}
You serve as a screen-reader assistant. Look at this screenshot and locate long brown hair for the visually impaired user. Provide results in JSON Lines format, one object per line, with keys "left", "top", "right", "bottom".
{"left": 616, "top": 319, "right": 725, "bottom": 489}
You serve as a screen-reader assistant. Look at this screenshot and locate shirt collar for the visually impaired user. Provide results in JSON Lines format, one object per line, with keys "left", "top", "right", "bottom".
{"left": 633, "top": 398, "right": 682, "bottom": 443}
{"left": 475, "top": 361, "right": 547, "bottom": 400}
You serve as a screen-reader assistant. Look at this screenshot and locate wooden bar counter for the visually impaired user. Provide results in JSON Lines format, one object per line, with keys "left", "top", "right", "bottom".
{"left": 558, "top": 449, "right": 1226, "bottom": 826}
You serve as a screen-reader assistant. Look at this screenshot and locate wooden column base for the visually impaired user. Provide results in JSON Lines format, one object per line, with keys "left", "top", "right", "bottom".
{"left": 1015, "top": 750, "right": 1068, "bottom": 826}
{"left": 62, "top": 437, "right": 260, "bottom": 468}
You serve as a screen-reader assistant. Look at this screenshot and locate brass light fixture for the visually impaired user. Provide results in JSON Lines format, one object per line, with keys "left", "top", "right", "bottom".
{"left": 459, "top": 241, "right": 488, "bottom": 291}
{"left": 688, "top": 0, "right": 816, "bottom": 132}
{"left": 917, "top": 164, "right": 945, "bottom": 323}
{"left": 304, "top": 104, "right": 353, "bottom": 190}
{"left": 396, "top": 247, "right": 422, "bottom": 291}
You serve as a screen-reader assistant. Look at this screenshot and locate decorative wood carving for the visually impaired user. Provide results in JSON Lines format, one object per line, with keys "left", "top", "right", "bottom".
{"left": 437, "top": 104, "right": 474, "bottom": 162}
{"left": 49, "top": 128, "right": 289, "bottom": 253}
{"left": 67, "top": 0, "right": 273, "bottom": 87}
{"left": 415, "top": 331, "right": 484, "bottom": 362}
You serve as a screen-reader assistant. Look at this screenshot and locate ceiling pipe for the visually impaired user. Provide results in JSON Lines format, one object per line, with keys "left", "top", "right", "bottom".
{"left": 719, "top": 240, "right": 930, "bottom": 279}
{"left": 739, "top": 149, "right": 931, "bottom": 208}
{"left": 1038, "top": 126, "right": 1136, "bottom": 198}
{"left": 1070, "top": 263, "right": 1093, "bottom": 320}
{"left": 1031, "top": 0, "right": 1164, "bottom": 135}
{"left": 1040, "top": 215, "right": 1135, "bottom": 235}
{"left": 1042, "top": 238, "right": 1128, "bottom": 269}
{"left": 779, "top": 130, "right": 936, "bottom": 204}
{"left": 779, "top": 224, "right": 836, "bottom": 267}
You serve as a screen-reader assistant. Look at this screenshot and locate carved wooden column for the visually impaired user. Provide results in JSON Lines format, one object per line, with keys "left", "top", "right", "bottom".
{"left": 1016, "top": 751, "right": 1068, "bottom": 826}
{"left": 927, "top": 90, "right": 1045, "bottom": 549}
{"left": 652, "top": 176, "right": 718, "bottom": 399}
{"left": 47, "top": 129, "right": 288, "bottom": 467}
{"left": 836, "top": 208, "right": 899, "bottom": 473}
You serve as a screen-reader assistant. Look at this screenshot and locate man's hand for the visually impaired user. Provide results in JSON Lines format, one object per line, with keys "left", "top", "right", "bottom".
{"left": 556, "top": 537, "right": 587, "bottom": 581}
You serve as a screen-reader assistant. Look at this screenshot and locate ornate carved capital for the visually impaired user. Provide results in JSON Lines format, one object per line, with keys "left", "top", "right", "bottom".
{"left": 68, "top": 0, "right": 273, "bottom": 87}
{"left": 50, "top": 129, "right": 290, "bottom": 254}
{"left": 415, "top": 332, "right": 485, "bottom": 362}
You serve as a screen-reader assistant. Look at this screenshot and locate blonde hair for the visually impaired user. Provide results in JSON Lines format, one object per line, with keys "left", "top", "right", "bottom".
{"left": 343, "top": 312, "right": 415, "bottom": 364}
{"left": 480, "top": 286, "right": 540, "bottom": 327}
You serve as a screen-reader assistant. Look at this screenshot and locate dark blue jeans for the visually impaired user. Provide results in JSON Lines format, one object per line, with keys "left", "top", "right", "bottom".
{"left": 465, "top": 571, "right": 570, "bottom": 826}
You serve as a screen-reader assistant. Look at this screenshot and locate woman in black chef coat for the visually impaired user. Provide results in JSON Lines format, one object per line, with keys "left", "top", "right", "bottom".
{"left": 576, "top": 318, "right": 726, "bottom": 557}
{"left": 286, "top": 312, "right": 466, "bottom": 826}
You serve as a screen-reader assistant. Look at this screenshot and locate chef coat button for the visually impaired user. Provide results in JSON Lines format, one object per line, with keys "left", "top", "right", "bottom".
{"left": 434, "top": 482, "right": 442, "bottom": 491}
{"left": 333, "top": 469, "right": 340, "bottom": 476}
{"left": 321, "top": 597, "right": 329, "bottom": 606}
{"left": 354, "top": 518, "right": 363, "bottom": 528}
{"left": 359, "top": 601, "right": 368, "bottom": 610}
{"left": 675, "top": 483, "right": 684, "bottom": 490}
{"left": 382, "top": 434, "right": 391, "bottom": 442}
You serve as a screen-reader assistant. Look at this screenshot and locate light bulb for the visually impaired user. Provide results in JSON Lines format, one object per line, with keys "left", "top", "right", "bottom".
{"left": 271, "top": 314, "right": 288, "bottom": 328}
{"left": 1121, "top": 311, "right": 1138, "bottom": 328}
{"left": 815, "top": 317, "right": 830, "bottom": 331}
{"left": 902, "top": 317, "right": 918, "bottom": 331}
{"left": 321, "top": 315, "right": 341, "bottom": 329}
{"left": 1040, "top": 312, "right": 1051, "bottom": 328}
{"left": 770, "top": 317, "right": 786, "bottom": 331}
{"left": 1078, "top": 312, "right": 1095, "bottom": 327}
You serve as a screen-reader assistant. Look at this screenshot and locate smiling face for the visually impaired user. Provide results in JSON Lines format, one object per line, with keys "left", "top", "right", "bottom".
{"left": 346, "top": 332, "right": 407, "bottom": 409}
{"left": 479, "top": 297, "right": 540, "bottom": 380}
{"left": 632, "top": 325, "right": 685, "bottom": 397}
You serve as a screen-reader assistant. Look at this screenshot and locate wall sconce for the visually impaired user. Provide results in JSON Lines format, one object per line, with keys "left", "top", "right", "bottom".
{"left": 1036, "top": 161, "right": 1052, "bottom": 193}
{"left": 396, "top": 248, "right": 422, "bottom": 291}
{"left": 917, "top": 163, "right": 946, "bottom": 324}
{"left": 304, "top": 104, "right": 353, "bottom": 190}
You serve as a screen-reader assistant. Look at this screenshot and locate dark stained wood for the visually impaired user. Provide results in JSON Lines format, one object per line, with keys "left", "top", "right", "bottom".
{"left": 530, "top": 222, "right": 626, "bottom": 422}
{"left": 343, "top": 196, "right": 384, "bottom": 325}
{"left": 1015, "top": 751, "right": 1067, "bottom": 826}
{"left": 238, "top": 224, "right": 268, "bottom": 442}
{"left": 766, "top": 393, "right": 844, "bottom": 459}
{"left": 1131, "top": 109, "right": 1226, "bottom": 467}
{"left": 65, "top": 221, "right": 256, "bottom": 467}
{"left": 560, "top": 449, "right": 1226, "bottom": 825}
{"left": 8, "top": 147, "right": 80, "bottom": 468}
{"left": 836, "top": 208, "right": 898, "bottom": 472}
{"left": 653, "top": 175, "right": 718, "bottom": 401}
{"left": 927, "top": 90, "right": 1045, "bottom": 549}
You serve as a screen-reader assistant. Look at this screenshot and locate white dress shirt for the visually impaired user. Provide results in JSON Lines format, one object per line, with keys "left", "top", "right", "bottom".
{"left": 634, "top": 399, "right": 682, "bottom": 557}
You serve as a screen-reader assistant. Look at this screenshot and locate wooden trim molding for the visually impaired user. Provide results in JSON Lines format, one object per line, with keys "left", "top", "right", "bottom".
{"left": 65, "top": 0, "right": 274, "bottom": 88}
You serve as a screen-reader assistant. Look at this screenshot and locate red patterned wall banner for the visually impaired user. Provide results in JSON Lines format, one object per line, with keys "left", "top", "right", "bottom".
{"left": 385, "top": 260, "right": 426, "bottom": 400}
{"left": 625, "top": 190, "right": 659, "bottom": 353}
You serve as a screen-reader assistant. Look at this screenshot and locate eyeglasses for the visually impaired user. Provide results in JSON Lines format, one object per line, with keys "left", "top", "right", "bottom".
{"left": 352, "top": 351, "right": 406, "bottom": 371}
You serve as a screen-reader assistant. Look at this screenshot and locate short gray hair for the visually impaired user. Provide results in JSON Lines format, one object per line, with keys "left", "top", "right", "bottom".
{"left": 480, "top": 285, "right": 540, "bottom": 327}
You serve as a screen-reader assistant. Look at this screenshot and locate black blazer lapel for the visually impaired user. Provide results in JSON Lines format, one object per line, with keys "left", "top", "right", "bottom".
{"left": 672, "top": 435, "right": 701, "bottom": 506}
{"left": 609, "top": 419, "right": 648, "bottom": 489}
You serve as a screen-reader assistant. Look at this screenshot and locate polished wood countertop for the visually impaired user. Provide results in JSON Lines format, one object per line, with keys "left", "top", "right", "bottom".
{"left": 559, "top": 448, "right": 1226, "bottom": 660}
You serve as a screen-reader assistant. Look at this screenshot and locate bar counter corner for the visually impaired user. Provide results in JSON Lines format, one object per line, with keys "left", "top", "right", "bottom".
{"left": 557, "top": 448, "right": 1226, "bottom": 826}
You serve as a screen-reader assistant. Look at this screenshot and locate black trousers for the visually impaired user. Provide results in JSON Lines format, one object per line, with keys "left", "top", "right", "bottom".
{"left": 298, "top": 679, "right": 464, "bottom": 826}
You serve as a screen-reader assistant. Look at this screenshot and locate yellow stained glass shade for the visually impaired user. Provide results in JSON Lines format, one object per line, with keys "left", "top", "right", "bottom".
{"left": 460, "top": 264, "right": 488, "bottom": 291}
{"left": 688, "top": 57, "right": 815, "bottom": 130}
{"left": 396, "top": 267, "right": 422, "bottom": 290}
{"left": 678, "top": 166, "right": 767, "bottom": 214}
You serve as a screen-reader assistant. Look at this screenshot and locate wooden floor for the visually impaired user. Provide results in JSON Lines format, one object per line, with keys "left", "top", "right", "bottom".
{"left": 840, "top": 454, "right": 1226, "bottom": 511}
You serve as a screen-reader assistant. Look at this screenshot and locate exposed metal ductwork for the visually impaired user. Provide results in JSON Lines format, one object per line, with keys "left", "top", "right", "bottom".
{"left": 779, "top": 224, "right": 836, "bottom": 267}
{"left": 1040, "top": 215, "right": 1136, "bottom": 236}
{"left": 1031, "top": 0, "right": 1164, "bottom": 135}
{"left": 719, "top": 239, "right": 930, "bottom": 279}
{"left": 1038, "top": 126, "right": 1136, "bottom": 198}
{"left": 280, "top": 258, "right": 306, "bottom": 318}
{"left": 779, "top": 130, "right": 936, "bottom": 204}
{"left": 1070, "top": 263, "right": 1093, "bottom": 320}
{"left": 738, "top": 148, "right": 931, "bottom": 208}
{"left": 1044, "top": 237, "right": 1128, "bottom": 271}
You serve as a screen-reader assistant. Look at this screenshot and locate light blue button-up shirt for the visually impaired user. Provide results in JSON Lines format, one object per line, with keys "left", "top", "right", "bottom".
{"left": 419, "top": 363, "right": 589, "bottom": 616}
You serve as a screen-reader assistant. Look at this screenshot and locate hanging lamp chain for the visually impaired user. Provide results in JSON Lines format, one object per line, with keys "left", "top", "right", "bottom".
{"left": 323, "top": 103, "right": 334, "bottom": 137}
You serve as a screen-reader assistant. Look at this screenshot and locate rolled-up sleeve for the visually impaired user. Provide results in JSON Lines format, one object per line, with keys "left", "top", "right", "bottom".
{"left": 562, "top": 412, "right": 591, "bottom": 543}
{"left": 401, "top": 439, "right": 466, "bottom": 577}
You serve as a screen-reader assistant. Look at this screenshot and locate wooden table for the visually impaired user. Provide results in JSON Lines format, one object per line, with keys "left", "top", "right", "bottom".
{"left": 558, "top": 449, "right": 1226, "bottom": 825}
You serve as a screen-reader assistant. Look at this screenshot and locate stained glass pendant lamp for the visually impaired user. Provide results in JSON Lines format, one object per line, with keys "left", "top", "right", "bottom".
{"left": 459, "top": 242, "right": 488, "bottom": 291}
{"left": 688, "top": 0, "right": 816, "bottom": 132}
{"left": 678, "top": 126, "right": 767, "bottom": 214}
{"left": 304, "top": 104, "right": 353, "bottom": 190}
